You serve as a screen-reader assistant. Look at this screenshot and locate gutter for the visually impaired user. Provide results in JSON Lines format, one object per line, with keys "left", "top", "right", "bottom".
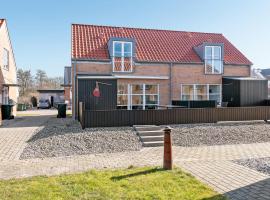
{"left": 169, "top": 63, "right": 173, "bottom": 104}
{"left": 73, "top": 60, "right": 77, "bottom": 120}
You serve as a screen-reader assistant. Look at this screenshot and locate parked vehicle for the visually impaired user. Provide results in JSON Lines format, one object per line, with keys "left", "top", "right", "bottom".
{"left": 37, "top": 99, "right": 51, "bottom": 109}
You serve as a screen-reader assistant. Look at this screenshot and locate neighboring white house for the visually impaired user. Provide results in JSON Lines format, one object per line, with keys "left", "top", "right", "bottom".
{"left": 0, "top": 19, "right": 19, "bottom": 115}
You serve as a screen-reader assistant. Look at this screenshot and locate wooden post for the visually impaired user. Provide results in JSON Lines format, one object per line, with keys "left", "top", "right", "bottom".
{"left": 163, "top": 126, "right": 172, "bottom": 170}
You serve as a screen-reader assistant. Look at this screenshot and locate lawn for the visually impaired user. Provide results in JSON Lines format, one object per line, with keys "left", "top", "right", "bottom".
{"left": 0, "top": 167, "right": 226, "bottom": 200}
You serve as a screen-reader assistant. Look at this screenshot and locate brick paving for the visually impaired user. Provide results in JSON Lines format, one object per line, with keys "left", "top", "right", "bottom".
{"left": 0, "top": 113, "right": 270, "bottom": 199}
{"left": 0, "top": 115, "right": 53, "bottom": 161}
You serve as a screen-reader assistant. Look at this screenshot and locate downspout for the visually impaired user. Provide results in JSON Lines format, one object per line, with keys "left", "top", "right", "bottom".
{"left": 73, "top": 60, "right": 77, "bottom": 120}
{"left": 169, "top": 63, "right": 173, "bottom": 105}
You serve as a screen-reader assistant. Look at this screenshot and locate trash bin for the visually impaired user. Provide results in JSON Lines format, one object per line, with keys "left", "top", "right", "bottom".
{"left": 57, "top": 103, "right": 66, "bottom": 118}
{"left": 17, "top": 104, "right": 27, "bottom": 111}
{"left": 17, "top": 104, "right": 24, "bottom": 111}
{"left": 1, "top": 104, "right": 14, "bottom": 120}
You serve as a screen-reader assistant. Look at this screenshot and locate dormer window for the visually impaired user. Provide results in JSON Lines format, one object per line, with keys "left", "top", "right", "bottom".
{"left": 113, "top": 41, "right": 132, "bottom": 72}
{"left": 205, "top": 46, "right": 223, "bottom": 74}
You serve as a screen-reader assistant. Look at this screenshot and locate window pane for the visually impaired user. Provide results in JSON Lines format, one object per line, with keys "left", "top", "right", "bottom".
{"left": 114, "top": 42, "right": 122, "bottom": 57}
{"left": 117, "top": 95, "right": 128, "bottom": 105}
{"left": 124, "top": 43, "right": 132, "bottom": 57}
{"left": 117, "top": 85, "right": 128, "bottom": 94}
{"left": 113, "top": 57, "right": 122, "bottom": 71}
{"left": 182, "top": 85, "right": 193, "bottom": 100}
{"left": 195, "top": 85, "right": 207, "bottom": 95}
{"left": 132, "top": 95, "right": 143, "bottom": 105}
{"left": 213, "top": 60, "right": 222, "bottom": 73}
{"left": 182, "top": 95, "right": 192, "bottom": 100}
{"left": 145, "top": 85, "right": 158, "bottom": 94}
{"left": 123, "top": 57, "right": 132, "bottom": 72}
{"left": 194, "top": 85, "right": 207, "bottom": 100}
{"left": 132, "top": 84, "right": 143, "bottom": 94}
{"left": 145, "top": 95, "right": 158, "bottom": 105}
{"left": 182, "top": 85, "right": 193, "bottom": 95}
{"left": 196, "top": 95, "right": 207, "bottom": 100}
{"left": 209, "top": 85, "right": 220, "bottom": 94}
{"left": 205, "top": 46, "right": 212, "bottom": 59}
{"left": 3, "top": 49, "right": 9, "bottom": 67}
{"left": 205, "top": 60, "right": 213, "bottom": 73}
{"left": 209, "top": 85, "right": 221, "bottom": 103}
{"left": 209, "top": 94, "right": 221, "bottom": 103}
{"left": 213, "top": 46, "right": 221, "bottom": 59}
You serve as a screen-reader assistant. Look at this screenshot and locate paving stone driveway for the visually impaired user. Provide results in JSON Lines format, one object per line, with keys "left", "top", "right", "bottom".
{"left": 0, "top": 114, "right": 53, "bottom": 161}
{"left": 0, "top": 113, "right": 270, "bottom": 200}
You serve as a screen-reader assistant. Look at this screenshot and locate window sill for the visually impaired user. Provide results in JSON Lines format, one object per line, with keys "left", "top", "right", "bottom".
{"left": 204, "top": 73, "right": 223, "bottom": 75}
{"left": 112, "top": 71, "right": 133, "bottom": 74}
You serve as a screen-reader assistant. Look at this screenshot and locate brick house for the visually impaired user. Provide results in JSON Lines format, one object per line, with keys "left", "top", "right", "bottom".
{"left": 71, "top": 24, "right": 252, "bottom": 118}
{"left": 0, "top": 19, "right": 18, "bottom": 116}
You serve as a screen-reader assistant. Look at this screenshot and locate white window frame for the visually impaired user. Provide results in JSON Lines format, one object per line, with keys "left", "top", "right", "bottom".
{"left": 204, "top": 46, "right": 223, "bottom": 74}
{"left": 144, "top": 84, "right": 159, "bottom": 109}
{"left": 112, "top": 41, "right": 133, "bottom": 73}
{"left": 181, "top": 84, "right": 222, "bottom": 104}
{"left": 3, "top": 48, "right": 9, "bottom": 71}
{"left": 117, "top": 84, "right": 159, "bottom": 110}
{"left": 117, "top": 84, "right": 129, "bottom": 108}
{"left": 181, "top": 84, "right": 195, "bottom": 100}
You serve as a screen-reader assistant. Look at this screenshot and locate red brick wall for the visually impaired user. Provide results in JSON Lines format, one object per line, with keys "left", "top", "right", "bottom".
{"left": 171, "top": 64, "right": 250, "bottom": 100}
{"left": 72, "top": 61, "right": 251, "bottom": 112}
{"left": 64, "top": 87, "right": 71, "bottom": 102}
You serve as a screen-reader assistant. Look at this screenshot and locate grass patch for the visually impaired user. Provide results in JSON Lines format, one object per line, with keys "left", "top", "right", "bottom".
{"left": 0, "top": 167, "right": 226, "bottom": 200}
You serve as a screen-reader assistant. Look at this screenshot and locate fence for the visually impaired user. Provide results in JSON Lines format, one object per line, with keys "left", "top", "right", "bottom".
{"left": 78, "top": 102, "right": 270, "bottom": 128}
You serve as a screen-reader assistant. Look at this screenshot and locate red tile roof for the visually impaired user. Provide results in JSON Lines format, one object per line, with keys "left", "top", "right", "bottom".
{"left": 72, "top": 24, "right": 252, "bottom": 65}
{"left": 0, "top": 19, "right": 4, "bottom": 28}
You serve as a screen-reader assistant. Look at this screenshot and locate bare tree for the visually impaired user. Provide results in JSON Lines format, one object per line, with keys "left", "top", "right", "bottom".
{"left": 17, "top": 68, "right": 64, "bottom": 104}
{"left": 17, "top": 69, "right": 33, "bottom": 96}
{"left": 35, "top": 69, "right": 47, "bottom": 88}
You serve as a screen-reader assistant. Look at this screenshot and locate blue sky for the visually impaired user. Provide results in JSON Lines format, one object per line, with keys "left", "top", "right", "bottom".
{"left": 1, "top": 0, "right": 270, "bottom": 77}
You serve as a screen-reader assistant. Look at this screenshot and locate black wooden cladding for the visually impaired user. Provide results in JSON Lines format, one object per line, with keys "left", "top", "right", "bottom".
{"left": 77, "top": 79, "right": 117, "bottom": 111}
{"left": 80, "top": 106, "right": 270, "bottom": 128}
{"left": 222, "top": 78, "right": 268, "bottom": 107}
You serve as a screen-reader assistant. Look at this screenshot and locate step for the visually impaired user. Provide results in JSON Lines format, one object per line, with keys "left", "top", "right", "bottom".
{"left": 135, "top": 126, "right": 162, "bottom": 132}
{"left": 133, "top": 125, "right": 158, "bottom": 127}
{"left": 140, "top": 135, "right": 164, "bottom": 142}
{"left": 137, "top": 130, "right": 164, "bottom": 137}
{"left": 142, "top": 141, "right": 164, "bottom": 147}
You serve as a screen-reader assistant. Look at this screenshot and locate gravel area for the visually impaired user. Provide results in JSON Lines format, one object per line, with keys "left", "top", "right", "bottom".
{"left": 20, "top": 118, "right": 142, "bottom": 159}
{"left": 233, "top": 157, "right": 270, "bottom": 175}
{"left": 170, "top": 121, "right": 270, "bottom": 147}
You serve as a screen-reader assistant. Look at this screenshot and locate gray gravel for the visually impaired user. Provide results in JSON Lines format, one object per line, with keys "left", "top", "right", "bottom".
{"left": 20, "top": 117, "right": 142, "bottom": 159}
{"left": 233, "top": 157, "right": 270, "bottom": 175}
{"left": 169, "top": 121, "right": 270, "bottom": 147}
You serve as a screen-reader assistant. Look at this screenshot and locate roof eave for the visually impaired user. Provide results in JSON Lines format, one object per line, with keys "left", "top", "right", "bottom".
{"left": 72, "top": 58, "right": 110, "bottom": 62}
{"left": 224, "top": 62, "right": 253, "bottom": 66}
